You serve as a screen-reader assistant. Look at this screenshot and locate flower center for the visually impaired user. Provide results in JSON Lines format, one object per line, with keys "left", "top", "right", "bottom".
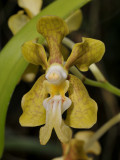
{"left": 45, "top": 64, "right": 67, "bottom": 85}
{"left": 48, "top": 72, "right": 60, "bottom": 81}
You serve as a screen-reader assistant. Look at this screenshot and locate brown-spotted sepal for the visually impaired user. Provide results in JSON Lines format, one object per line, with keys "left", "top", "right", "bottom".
{"left": 65, "top": 37, "right": 105, "bottom": 71}
{"left": 21, "top": 39, "right": 48, "bottom": 70}
{"left": 37, "top": 16, "right": 69, "bottom": 65}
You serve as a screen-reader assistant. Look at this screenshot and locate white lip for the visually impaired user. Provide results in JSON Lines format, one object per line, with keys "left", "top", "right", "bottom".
{"left": 43, "top": 95, "right": 72, "bottom": 113}
{"left": 40, "top": 95, "right": 72, "bottom": 144}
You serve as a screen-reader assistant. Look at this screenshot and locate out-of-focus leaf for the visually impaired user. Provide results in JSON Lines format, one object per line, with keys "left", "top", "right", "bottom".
{"left": 65, "top": 9, "right": 82, "bottom": 32}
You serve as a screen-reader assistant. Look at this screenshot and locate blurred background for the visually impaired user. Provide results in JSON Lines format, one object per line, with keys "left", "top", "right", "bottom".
{"left": 0, "top": 0, "right": 120, "bottom": 159}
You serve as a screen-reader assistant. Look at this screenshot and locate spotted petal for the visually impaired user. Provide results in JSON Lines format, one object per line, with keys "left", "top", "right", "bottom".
{"left": 65, "top": 74, "right": 97, "bottom": 128}
{"left": 22, "top": 39, "right": 48, "bottom": 69}
{"left": 19, "top": 74, "right": 47, "bottom": 126}
{"left": 8, "top": 10, "right": 30, "bottom": 35}
{"left": 18, "top": 0, "right": 43, "bottom": 18}
{"left": 37, "top": 16, "right": 69, "bottom": 65}
{"left": 65, "top": 37, "right": 105, "bottom": 71}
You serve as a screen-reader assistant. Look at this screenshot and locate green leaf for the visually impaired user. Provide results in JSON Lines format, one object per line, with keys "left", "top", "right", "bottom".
{"left": 0, "top": 0, "right": 90, "bottom": 157}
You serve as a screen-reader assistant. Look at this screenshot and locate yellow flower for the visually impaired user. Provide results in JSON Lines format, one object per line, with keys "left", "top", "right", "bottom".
{"left": 8, "top": 0, "right": 82, "bottom": 83}
{"left": 8, "top": 0, "right": 82, "bottom": 82}
{"left": 52, "top": 131, "right": 101, "bottom": 160}
{"left": 8, "top": 0, "right": 43, "bottom": 34}
{"left": 8, "top": 0, "right": 43, "bottom": 82}
{"left": 19, "top": 16, "right": 105, "bottom": 145}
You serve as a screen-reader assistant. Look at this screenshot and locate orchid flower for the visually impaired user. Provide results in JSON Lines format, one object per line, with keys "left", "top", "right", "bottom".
{"left": 52, "top": 131, "right": 101, "bottom": 160}
{"left": 8, "top": 0, "right": 43, "bottom": 82}
{"left": 8, "top": 0, "right": 82, "bottom": 82}
{"left": 8, "top": 0, "right": 43, "bottom": 34}
{"left": 19, "top": 16, "right": 105, "bottom": 145}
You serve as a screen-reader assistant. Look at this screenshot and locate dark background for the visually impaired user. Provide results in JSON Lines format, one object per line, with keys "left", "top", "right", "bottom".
{"left": 0, "top": 0, "right": 120, "bottom": 160}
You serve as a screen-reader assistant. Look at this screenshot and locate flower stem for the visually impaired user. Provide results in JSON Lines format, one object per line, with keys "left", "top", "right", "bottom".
{"left": 89, "top": 63, "right": 106, "bottom": 82}
{"left": 70, "top": 66, "right": 120, "bottom": 96}
{"left": 84, "top": 113, "right": 120, "bottom": 151}
{"left": 63, "top": 37, "right": 120, "bottom": 97}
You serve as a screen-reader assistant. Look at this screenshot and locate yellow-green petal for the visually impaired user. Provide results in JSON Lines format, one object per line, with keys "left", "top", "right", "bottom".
{"left": 65, "top": 74, "right": 97, "bottom": 128}
{"left": 8, "top": 10, "right": 30, "bottom": 35}
{"left": 65, "top": 37, "right": 105, "bottom": 71}
{"left": 18, "top": 0, "right": 43, "bottom": 18}
{"left": 19, "top": 74, "right": 47, "bottom": 126}
{"left": 75, "top": 131, "right": 101, "bottom": 155}
{"left": 22, "top": 39, "right": 48, "bottom": 69}
{"left": 65, "top": 9, "right": 82, "bottom": 32}
{"left": 37, "top": 16, "right": 69, "bottom": 65}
